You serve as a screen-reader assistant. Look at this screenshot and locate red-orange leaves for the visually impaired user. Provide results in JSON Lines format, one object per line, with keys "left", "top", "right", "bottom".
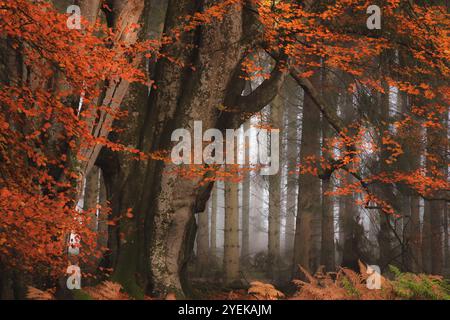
{"left": 0, "top": 0, "right": 151, "bottom": 276}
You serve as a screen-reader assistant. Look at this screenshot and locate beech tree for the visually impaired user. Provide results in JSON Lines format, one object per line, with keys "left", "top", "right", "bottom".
{"left": 1, "top": 0, "right": 448, "bottom": 300}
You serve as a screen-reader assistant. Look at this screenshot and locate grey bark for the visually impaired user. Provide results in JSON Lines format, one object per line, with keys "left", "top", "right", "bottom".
{"left": 268, "top": 95, "right": 283, "bottom": 279}
{"left": 284, "top": 77, "right": 300, "bottom": 262}
{"left": 241, "top": 121, "right": 251, "bottom": 264}
{"left": 224, "top": 168, "right": 240, "bottom": 285}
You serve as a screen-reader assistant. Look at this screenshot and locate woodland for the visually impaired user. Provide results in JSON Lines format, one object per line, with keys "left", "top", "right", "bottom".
{"left": 0, "top": 0, "right": 449, "bottom": 300}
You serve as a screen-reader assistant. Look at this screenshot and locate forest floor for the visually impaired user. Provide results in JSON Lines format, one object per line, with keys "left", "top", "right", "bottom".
{"left": 188, "top": 264, "right": 450, "bottom": 300}
{"left": 189, "top": 268, "right": 309, "bottom": 300}
{"left": 25, "top": 263, "right": 450, "bottom": 300}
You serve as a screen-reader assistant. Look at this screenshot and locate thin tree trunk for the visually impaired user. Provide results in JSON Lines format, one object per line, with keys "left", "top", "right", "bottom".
{"left": 407, "top": 195, "right": 422, "bottom": 272}
{"left": 422, "top": 200, "right": 444, "bottom": 275}
{"left": 444, "top": 111, "right": 450, "bottom": 272}
{"left": 224, "top": 167, "right": 240, "bottom": 285}
{"left": 321, "top": 176, "right": 335, "bottom": 271}
{"left": 337, "top": 196, "right": 345, "bottom": 266}
{"left": 210, "top": 183, "right": 218, "bottom": 265}
{"left": 97, "top": 169, "right": 108, "bottom": 255}
{"left": 422, "top": 121, "right": 445, "bottom": 275}
{"left": 83, "top": 165, "right": 99, "bottom": 231}
{"left": 341, "top": 193, "right": 360, "bottom": 270}
{"left": 196, "top": 207, "right": 210, "bottom": 277}
{"left": 430, "top": 201, "right": 444, "bottom": 274}
{"left": 398, "top": 90, "right": 422, "bottom": 272}
{"left": 284, "top": 77, "right": 300, "bottom": 262}
{"left": 338, "top": 81, "right": 362, "bottom": 270}
{"left": 293, "top": 72, "right": 321, "bottom": 274}
{"left": 378, "top": 71, "right": 395, "bottom": 271}
{"left": 320, "top": 68, "right": 337, "bottom": 272}
{"left": 241, "top": 121, "right": 251, "bottom": 264}
{"left": 83, "top": 165, "right": 100, "bottom": 281}
{"left": 422, "top": 201, "right": 432, "bottom": 273}
{"left": 444, "top": 203, "right": 450, "bottom": 271}
{"left": 268, "top": 95, "right": 283, "bottom": 278}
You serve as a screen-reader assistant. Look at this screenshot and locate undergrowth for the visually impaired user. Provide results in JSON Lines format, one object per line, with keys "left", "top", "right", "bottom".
{"left": 26, "top": 262, "right": 450, "bottom": 300}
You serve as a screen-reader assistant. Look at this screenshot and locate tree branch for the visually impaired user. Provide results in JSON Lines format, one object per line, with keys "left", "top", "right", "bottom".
{"left": 290, "top": 69, "right": 346, "bottom": 135}
{"left": 235, "top": 58, "right": 287, "bottom": 113}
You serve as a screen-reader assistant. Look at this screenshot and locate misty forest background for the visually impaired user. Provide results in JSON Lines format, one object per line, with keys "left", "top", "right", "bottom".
{"left": 0, "top": 0, "right": 449, "bottom": 300}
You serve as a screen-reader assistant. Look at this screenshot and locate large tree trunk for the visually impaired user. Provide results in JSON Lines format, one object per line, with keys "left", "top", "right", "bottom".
{"left": 101, "top": 0, "right": 283, "bottom": 296}
{"left": 3, "top": 0, "right": 287, "bottom": 299}
{"left": 145, "top": 0, "right": 257, "bottom": 296}
{"left": 144, "top": 0, "right": 286, "bottom": 296}
{"left": 94, "top": 0, "right": 187, "bottom": 298}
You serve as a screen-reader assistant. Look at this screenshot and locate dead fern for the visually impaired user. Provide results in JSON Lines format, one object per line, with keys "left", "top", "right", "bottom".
{"left": 292, "top": 262, "right": 395, "bottom": 300}
{"left": 26, "top": 286, "right": 55, "bottom": 300}
{"left": 83, "top": 281, "right": 130, "bottom": 300}
{"left": 292, "top": 267, "right": 349, "bottom": 300}
{"left": 248, "top": 281, "right": 285, "bottom": 300}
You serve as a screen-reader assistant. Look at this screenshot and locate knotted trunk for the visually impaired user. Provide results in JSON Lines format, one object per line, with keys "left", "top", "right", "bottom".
{"left": 96, "top": 0, "right": 284, "bottom": 297}
{"left": 146, "top": 0, "right": 247, "bottom": 297}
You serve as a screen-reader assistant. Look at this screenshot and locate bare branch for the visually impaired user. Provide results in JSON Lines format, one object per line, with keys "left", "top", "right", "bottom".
{"left": 235, "top": 58, "right": 287, "bottom": 113}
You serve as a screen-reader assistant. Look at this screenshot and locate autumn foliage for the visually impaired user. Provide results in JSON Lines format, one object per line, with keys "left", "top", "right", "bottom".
{"left": 0, "top": 0, "right": 449, "bottom": 299}
{"left": 0, "top": 0, "right": 149, "bottom": 275}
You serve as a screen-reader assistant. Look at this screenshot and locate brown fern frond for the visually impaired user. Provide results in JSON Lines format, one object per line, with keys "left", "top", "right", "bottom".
{"left": 297, "top": 265, "right": 318, "bottom": 285}
{"left": 248, "top": 281, "right": 285, "bottom": 300}
{"left": 358, "top": 260, "right": 368, "bottom": 276}
{"left": 292, "top": 264, "right": 398, "bottom": 300}
{"left": 26, "top": 286, "right": 55, "bottom": 300}
{"left": 340, "top": 267, "right": 364, "bottom": 287}
{"left": 84, "top": 281, "right": 130, "bottom": 300}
